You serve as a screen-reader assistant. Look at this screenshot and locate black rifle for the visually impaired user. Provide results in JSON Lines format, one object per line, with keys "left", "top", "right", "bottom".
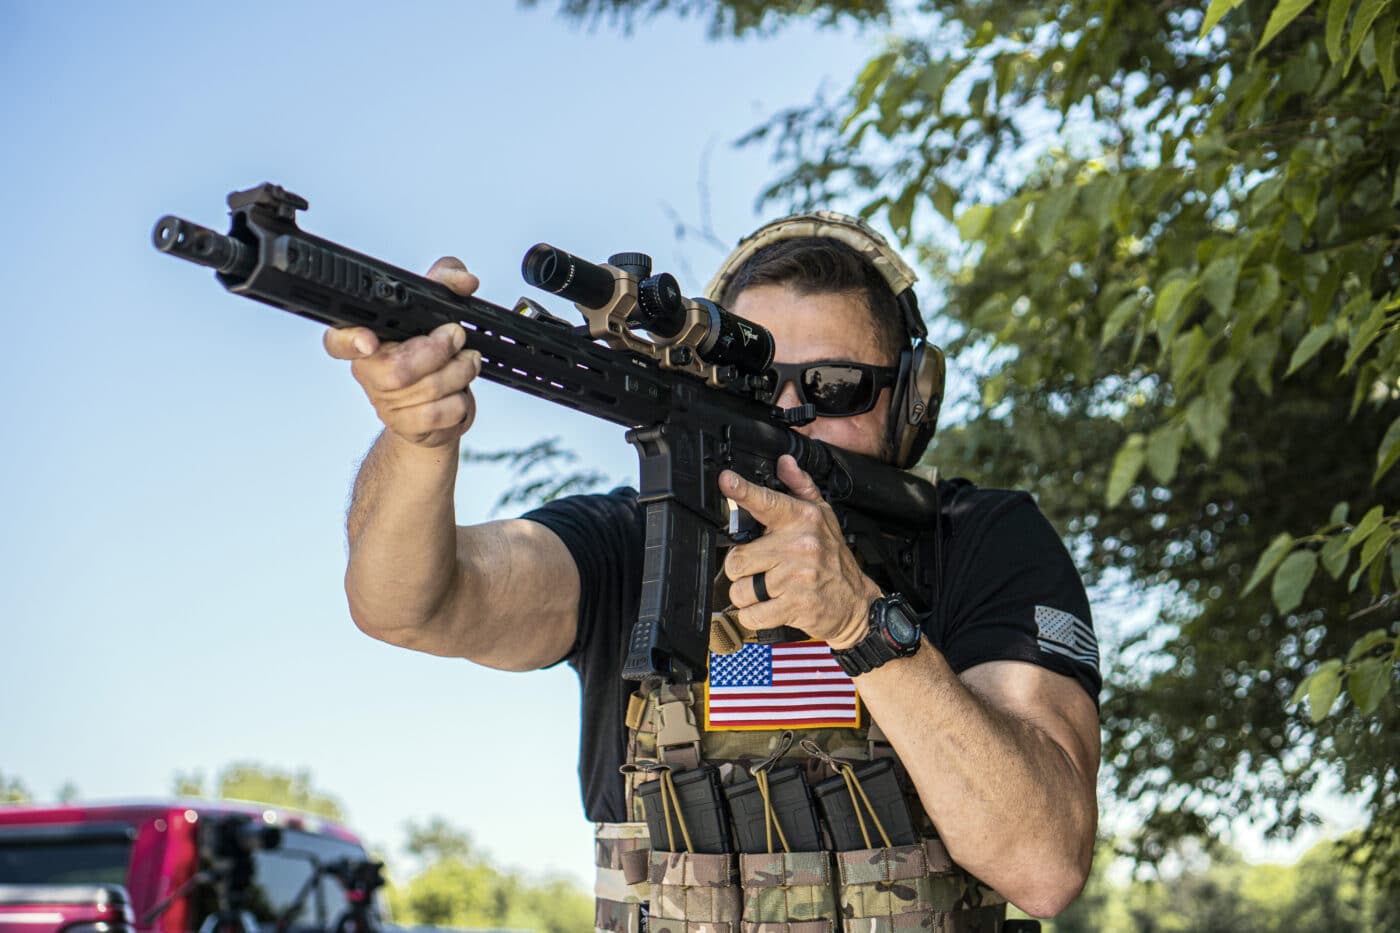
{"left": 153, "top": 183, "right": 941, "bottom": 683}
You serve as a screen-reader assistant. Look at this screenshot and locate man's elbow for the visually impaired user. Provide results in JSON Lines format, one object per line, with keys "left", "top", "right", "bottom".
{"left": 1012, "top": 854, "right": 1091, "bottom": 919}
{"left": 343, "top": 571, "right": 443, "bottom": 651}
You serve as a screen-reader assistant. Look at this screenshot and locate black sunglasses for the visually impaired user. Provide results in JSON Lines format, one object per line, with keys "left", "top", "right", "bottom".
{"left": 760, "top": 359, "right": 899, "bottom": 417}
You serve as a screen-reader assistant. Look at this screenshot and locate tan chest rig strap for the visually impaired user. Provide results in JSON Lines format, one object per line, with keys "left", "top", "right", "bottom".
{"left": 597, "top": 675, "right": 1009, "bottom": 932}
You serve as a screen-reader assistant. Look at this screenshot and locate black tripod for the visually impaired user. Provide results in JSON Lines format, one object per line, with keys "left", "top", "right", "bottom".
{"left": 275, "top": 857, "right": 385, "bottom": 933}
{"left": 197, "top": 817, "right": 284, "bottom": 933}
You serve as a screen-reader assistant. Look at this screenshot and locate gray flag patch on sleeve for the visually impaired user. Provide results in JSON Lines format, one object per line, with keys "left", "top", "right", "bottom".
{"left": 1035, "top": 605, "right": 1099, "bottom": 672}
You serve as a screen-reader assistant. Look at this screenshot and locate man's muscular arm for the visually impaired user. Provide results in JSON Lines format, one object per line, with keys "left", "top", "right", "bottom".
{"left": 845, "top": 653, "right": 1098, "bottom": 917}
{"left": 330, "top": 258, "right": 579, "bottom": 672}
{"left": 720, "top": 457, "right": 1099, "bottom": 918}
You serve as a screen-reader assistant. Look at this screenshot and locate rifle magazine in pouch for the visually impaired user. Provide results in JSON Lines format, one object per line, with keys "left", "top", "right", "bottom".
{"left": 647, "top": 850, "right": 742, "bottom": 933}
{"left": 738, "top": 850, "right": 836, "bottom": 933}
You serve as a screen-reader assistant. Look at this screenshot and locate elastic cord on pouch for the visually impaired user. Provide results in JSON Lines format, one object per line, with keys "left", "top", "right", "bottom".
{"left": 800, "top": 740, "right": 893, "bottom": 849}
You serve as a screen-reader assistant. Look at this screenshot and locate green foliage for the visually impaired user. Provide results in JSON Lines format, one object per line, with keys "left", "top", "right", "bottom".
{"left": 1044, "top": 836, "right": 1399, "bottom": 931}
{"left": 171, "top": 762, "right": 346, "bottom": 822}
{"left": 0, "top": 772, "right": 31, "bottom": 804}
{"left": 387, "top": 818, "right": 591, "bottom": 933}
{"left": 462, "top": 436, "right": 611, "bottom": 515}
{"left": 522, "top": 0, "right": 892, "bottom": 37}
{"left": 403, "top": 815, "right": 476, "bottom": 863}
{"left": 546, "top": 0, "right": 1400, "bottom": 895}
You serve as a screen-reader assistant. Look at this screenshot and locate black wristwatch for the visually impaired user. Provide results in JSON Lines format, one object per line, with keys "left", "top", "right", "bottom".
{"left": 831, "top": 593, "right": 922, "bottom": 676}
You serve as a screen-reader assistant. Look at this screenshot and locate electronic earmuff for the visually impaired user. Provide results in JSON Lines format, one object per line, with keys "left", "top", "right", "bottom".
{"left": 704, "top": 211, "right": 944, "bottom": 469}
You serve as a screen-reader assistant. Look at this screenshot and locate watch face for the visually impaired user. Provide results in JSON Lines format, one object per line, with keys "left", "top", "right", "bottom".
{"left": 885, "top": 602, "right": 919, "bottom": 647}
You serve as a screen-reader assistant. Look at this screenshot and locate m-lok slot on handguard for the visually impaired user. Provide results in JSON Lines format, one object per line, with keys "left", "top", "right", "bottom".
{"left": 153, "top": 183, "right": 942, "bottom": 683}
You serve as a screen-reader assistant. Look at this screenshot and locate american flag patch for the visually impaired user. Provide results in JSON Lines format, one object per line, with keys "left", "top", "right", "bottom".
{"left": 1035, "top": 605, "right": 1100, "bottom": 672}
{"left": 704, "top": 640, "right": 860, "bottom": 731}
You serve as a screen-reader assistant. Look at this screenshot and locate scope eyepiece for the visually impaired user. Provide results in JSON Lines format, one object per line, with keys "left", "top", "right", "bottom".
{"left": 522, "top": 244, "right": 617, "bottom": 310}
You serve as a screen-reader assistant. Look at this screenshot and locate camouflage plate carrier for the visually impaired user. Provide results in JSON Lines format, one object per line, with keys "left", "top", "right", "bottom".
{"left": 593, "top": 676, "right": 1009, "bottom": 932}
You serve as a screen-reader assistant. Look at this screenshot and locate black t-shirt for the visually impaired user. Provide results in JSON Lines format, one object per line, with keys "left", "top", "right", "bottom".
{"left": 522, "top": 479, "right": 1099, "bottom": 824}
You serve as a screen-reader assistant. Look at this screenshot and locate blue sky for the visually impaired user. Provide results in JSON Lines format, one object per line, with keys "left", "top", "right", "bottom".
{"left": 0, "top": 0, "right": 1364, "bottom": 893}
{"left": 0, "top": 0, "right": 879, "bottom": 887}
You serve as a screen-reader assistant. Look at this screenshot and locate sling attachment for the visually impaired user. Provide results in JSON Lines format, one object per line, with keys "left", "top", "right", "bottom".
{"left": 709, "top": 608, "right": 746, "bottom": 655}
{"left": 749, "top": 730, "right": 795, "bottom": 775}
{"left": 800, "top": 740, "right": 893, "bottom": 850}
{"left": 656, "top": 697, "right": 702, "bottom": 770}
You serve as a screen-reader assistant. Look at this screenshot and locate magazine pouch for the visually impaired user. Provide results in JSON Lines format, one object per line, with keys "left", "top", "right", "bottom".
{"left": 647, "top": 850, "right": 743, "bottom": 933}
{"left": 738, "top": 850, "right": 837, "bottom": 933}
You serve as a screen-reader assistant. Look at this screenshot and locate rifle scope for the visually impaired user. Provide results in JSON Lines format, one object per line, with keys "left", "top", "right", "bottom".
{"left": 521, "top": 243, "right": 617, "bottom": 309}
{"left": 522, "top": 243, "right": 775, "bottom": 375}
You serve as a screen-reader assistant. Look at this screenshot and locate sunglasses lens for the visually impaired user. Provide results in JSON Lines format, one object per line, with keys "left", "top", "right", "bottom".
{"left": 801, "top": 364, "right": 873, "bottom": 415}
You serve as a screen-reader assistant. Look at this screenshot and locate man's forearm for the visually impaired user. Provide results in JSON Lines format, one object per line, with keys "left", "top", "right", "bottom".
{"left": 854, "top": 645, "right": 1097, "bottom": 917}
{"left": 345, "top": 430, "right": 465, "bottom": 639}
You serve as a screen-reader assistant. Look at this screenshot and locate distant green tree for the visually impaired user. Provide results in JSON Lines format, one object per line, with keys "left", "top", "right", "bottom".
{"left": 403, "top": 815, "right": 475, "bottom": 863}
{"left": 170, "top": 762, "right": 345, "bottom": 822}
{"left": 387, "top": 817, "right": 591, "bottom": 933}
{"left": 0, "top": 772, "right": 31, "bottom": 804}
{"left": 172, "top": 771, "right": 205, "bottom": 797}
{"left": 1039, "top": 835, "right": 1400, "bottom": 931}
{"left": 543, "top": 0, "right": 1400, "bottom": 891}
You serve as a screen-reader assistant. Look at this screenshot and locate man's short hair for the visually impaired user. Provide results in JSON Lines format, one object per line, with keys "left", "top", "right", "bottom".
{"left": 716, "top": 237, "right": 907, "bottom": 365}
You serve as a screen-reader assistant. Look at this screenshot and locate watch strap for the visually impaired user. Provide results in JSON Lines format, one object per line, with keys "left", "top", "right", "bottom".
{"left": 832, "top": 594, "right": 920, "bottom": 676}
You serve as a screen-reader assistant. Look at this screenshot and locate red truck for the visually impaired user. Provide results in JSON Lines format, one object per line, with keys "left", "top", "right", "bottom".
{"left": 0, "top": 801, "right": 383, "bottom": 933}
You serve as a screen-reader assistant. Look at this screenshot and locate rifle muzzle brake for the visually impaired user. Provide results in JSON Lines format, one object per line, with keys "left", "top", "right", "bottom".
{"left": 152, "top": 216, "right": 255, "bottom": 279}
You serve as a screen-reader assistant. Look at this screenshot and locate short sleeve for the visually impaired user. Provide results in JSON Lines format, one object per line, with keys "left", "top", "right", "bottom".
{"left": 934, "top": 487, "right": 1101, "bottom": 705}
{"left": 520, "top": 487, "right": 645, "bottom": 671}
{"left": 519, "top": 487, "right": 646, "bottom": 823}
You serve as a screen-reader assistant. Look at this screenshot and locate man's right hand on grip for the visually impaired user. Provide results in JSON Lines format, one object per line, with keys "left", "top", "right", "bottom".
{"left": 322, "top": 256, "right": 484, "bottom": 449}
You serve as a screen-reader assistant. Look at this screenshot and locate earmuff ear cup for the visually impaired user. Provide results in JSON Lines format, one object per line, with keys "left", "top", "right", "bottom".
{"left": 891, "top": 340, "right": 945, "bottom": 468}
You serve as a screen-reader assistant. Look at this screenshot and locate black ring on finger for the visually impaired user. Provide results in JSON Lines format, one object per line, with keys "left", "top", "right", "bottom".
{"left": 753, "top": 571, "right": 771, "bottom": 603}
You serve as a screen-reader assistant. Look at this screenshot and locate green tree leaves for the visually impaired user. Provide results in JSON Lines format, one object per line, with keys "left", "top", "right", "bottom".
{"left": 389, "top": 817, "right": 591, "bottom": 933}
{"left": 1107, "top": 433, "right": 1146, "bottom": 507}
{"left": 0, "top": 772, "right": 31, "bottom": 804}
{"left": 1273, "top": 550, "right": 1320, "bottom": 614}
{"left": 171, "top": 762, "right": 346, "bottom": 821}
{"left": 1258, "top": 0, "right": 1319, "bottom": 52}
{"left": 1375, "top": 414, "right": 1400, "bottom": 481}
{"left": 1291, "top": 628, "right": 1397, "bottom": 720}
{"left": 556, "top": 0, "right": 1400, "bottom": 892}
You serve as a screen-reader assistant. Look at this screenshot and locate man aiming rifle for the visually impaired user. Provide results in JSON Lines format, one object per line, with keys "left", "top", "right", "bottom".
{"left": 325, "top": 214, "right": 1100, "bottom": 928}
